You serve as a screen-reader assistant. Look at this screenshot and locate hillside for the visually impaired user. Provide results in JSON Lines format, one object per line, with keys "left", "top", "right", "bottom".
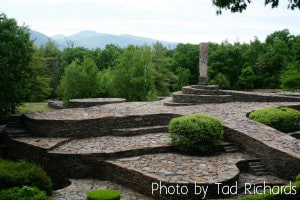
{"left": 29, "top": 30, "right": 177, "bottom": 49}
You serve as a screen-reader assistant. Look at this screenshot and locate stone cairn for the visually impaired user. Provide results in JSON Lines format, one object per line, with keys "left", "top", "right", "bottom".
{"left": 165, "top": 42, "right": 232, "bottom": 105}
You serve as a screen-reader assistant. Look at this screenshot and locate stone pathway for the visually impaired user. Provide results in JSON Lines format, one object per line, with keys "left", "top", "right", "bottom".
{"left": 107, "top": 152, "right": 254, "bottom": 184}
{"left": 50, "top": 133, "right": 170, "bottom": 154}
{"left": 52, "top": 179, "right": 152, "bottom": 200}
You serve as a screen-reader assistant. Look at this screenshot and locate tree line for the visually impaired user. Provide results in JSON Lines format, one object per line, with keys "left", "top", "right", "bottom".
{"left": 36, "top": 29, "right": 300, "bottom": 102}
{"left": 1, "top": 13, "right": 300, "bottom": 122}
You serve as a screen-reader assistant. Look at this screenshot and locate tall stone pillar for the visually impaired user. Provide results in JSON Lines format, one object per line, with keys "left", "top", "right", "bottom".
{"left": 199, "top": 42, "right": 208, "bottom": 85}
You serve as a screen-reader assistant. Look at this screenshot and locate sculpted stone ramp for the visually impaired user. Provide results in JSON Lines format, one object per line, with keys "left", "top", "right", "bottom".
{"left": 3, "top": 98, "right": 300, "bottom": 199}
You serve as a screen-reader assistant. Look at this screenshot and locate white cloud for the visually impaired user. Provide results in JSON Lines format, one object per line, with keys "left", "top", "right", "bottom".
{"left": 1, "top": 0, "right": 299, "bottom": 43}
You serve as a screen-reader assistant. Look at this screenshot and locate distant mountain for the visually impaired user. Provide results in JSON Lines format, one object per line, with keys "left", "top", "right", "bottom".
{"left": 29, "top": 30, "right": 177, "bottom": 49}
{"left": 29, "top": 30, "right": 51, "bottom": 46}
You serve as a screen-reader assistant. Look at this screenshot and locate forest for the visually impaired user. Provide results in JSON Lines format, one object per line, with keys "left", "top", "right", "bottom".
{"left": 31, "top": 29, "right": 300, "bottom": 103}
{"left": 1, "top": 12, "right": 300, "bottom": 122}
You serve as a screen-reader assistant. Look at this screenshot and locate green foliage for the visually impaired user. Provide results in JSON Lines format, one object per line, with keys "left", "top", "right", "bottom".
{"left": 171, "top": 43, "right": 199, "bottom": 86}
{"left": 249, "top": 107, "right": 300, "bottom": 133}
{"left": 107, "top": 45, "right": 156, "bottom": 101}
{"left": 0, "top": 159, "right": 53, "bottom": 195}
{"left": 0, "top": 186, "right": 52, "bottom": 200}
{"left": 152, "top": 42, "right": 177, "bottom": 96}
{"left": 169, "top": 114, "right": 224, "bottom": 154}
{"left": 238, "top": 66, "right": 256, "bottom": 89}
{"left": 87, "top": 189, "right": 120, "bottom": 200}
{"left": 57, "top": 57, "right": 101, "bottom": 103}
{"left": 280, "top": 61, "right": 300, "bottom": 91}
{"left": 28, "top": 50, "right": 52, "bottom": 101}
{"left": 17, "top": 102, "right": 52, "bottom": 114}
{"left": 96, "top": 44, "right": 122, "bottom": 70}
{"left": 213, "top": 0, "right": 300, "bottom": 14}
{"left": 209, "top": 73, "right": 231, "bottom": 89}
{"left": 0, "top": 13, "right": 34, "bottom": 123}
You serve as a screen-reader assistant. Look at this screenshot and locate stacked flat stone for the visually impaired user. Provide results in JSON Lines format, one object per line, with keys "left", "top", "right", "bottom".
{"left": 167, "top": 85, "right": 233, "bottom": 105}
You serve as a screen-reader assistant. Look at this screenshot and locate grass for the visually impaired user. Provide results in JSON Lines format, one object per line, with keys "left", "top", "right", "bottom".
{"left": 17, "top": 102, "right": 52, "bottom": 114}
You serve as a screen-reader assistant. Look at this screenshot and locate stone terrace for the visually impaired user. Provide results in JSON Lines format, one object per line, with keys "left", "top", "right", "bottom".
{"left": 3, "top": 96, "right": 300, "bottom": 199}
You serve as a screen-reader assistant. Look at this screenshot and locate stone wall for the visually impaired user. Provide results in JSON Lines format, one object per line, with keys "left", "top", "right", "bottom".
{"left": 223, "top": 90, "right": 300, "bottom": 102}
{"left": 101, "top": 161, "right": 238, "bottom": 199}
{"left": 224, "top": 126, "right": 300, "bottom": 181}
{"left": 68, "top": 98, "right": 126, "bottom": 108}
{"left": 24, "top": 113, "right": 180, "bottom": 138}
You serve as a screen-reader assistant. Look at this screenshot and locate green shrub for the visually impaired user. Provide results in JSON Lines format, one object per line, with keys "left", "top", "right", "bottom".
{"left": 0, "top": 186, "right": 52, "bottom": 200}
{"left": 0, "top": 159, "right": 53, "bottom": 195}
{"left": 169, "top": 113, "right": 224, "bottom": 154}
{"left": 249, "top": 107, "right": 300, "bottom": 133}
{"left": 87, "top": 189, "right": 121, "bottom": 200}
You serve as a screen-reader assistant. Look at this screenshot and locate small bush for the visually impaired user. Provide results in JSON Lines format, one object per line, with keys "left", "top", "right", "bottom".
{"left": 0, "top": 186, "right": 52, "bottom": 200}
{"left": 169, "top": 114, "right": 224, "bottom": 154}
{"left": 0, "top": 159, "right": 53, "bottom": 195}
{"left": 87, "top": 189, "right": 121, "bottom": 200}
{"left": 249, "top": 107, "right": 300, "bottom": 133}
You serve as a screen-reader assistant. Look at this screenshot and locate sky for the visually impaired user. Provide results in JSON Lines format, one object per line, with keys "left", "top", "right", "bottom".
{"left": 1, "top": 0, "right": 300, "bottom": 44}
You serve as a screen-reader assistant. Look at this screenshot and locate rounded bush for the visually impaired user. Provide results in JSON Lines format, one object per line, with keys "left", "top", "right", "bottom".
{"left": 169, "top": 113, "right": 224, "bottom": 154}
{"left": 0, "top": 186, "right": 52, "bottom": 200}
{"left": 87, "top": 189, "right": 120, "bottom": 200}
{"left": 0, "top": 159, "right": 53, "bottom": 195}
{"left": 249, "top": 107, "right": 300, "bottom": 133}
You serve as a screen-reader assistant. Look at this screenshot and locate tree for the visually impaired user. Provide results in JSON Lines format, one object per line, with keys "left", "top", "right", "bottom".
{"left": 57, "top": 57, "right": 100, "bottom": 103}
{"left": 152, "top": 42, "right": 177, "bottom": 96}
{"left": 213, "top": 0, "right": 300, "bottom": 14}
{"left": 171, "top": 43, "right": 199, "bottom": 86}
{"left": 0, "top": 13, "right": 34, "bottom": 122}
{"left": 96, "top": 44, "right": 122, "bottom": 70}
{"left": 108, "top": 45, "right": 156, "bottom": 101}
{"left": 280, "top": 61, "right": 300, "bottom": 91}
{"left": 28, "top": 48, "right": 52, "bottom": 102}
{"left": 238, "top": 66, "right": 256, "bottom": 89}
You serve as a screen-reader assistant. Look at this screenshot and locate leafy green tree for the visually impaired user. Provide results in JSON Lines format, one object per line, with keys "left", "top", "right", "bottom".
{"left": 57, "top": 57, "right": 100, "bottom": 103}
{"left": 171, "top": 43, "right": 199, "bottom": 86}
{"left": 213, "top": 0, "right": 300, "bottom": 14}
{"left": 209, "top": 73, "right": 230, "bottom": 89}
{"left": 208, "top": 42, "right": 246, "bottom": 89}
{"left": 96, "top": 44, "right": 122, "bottom": 70}
{"left": 280, "top": 61, "right": 300, "bottom": 91}
{"left": 28, "top": 49, "right": 52, "bottom": 102}
{"left": 61, "top": 47, "right": 92, "bottom": 66}
{"left": 36, "top": 40, "right": 62, "bottom": 96}
{"left": 152, "top": 42, "right": 177, "bottom": 96}
{"left": 108, "top": 45, "right": 156, "bottom": 101}
{"left": 238, "top": 66, "right": 256, "bottom": 89}
{"left": 0, "top": 13, "right": 34, "bottom": 122}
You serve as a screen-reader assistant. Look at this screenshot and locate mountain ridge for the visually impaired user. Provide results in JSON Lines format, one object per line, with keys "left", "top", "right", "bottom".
{"left": 29, "top": 30, "right": 177, "bottom": 49}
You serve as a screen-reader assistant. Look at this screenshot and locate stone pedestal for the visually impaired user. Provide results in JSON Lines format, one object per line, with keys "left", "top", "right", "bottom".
{"left": 199, "top": 42, "right": 208, "bottom": 85}
{"left": 199, "top": 76, "right": 208, "bottom": 85}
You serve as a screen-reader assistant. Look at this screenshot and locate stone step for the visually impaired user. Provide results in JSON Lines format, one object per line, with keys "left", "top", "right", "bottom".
{"left": 112, "top": 125, "right": 169, "bottom": 136}
{"left": 49, "top": 133, "right": 172, "bottom": 159}
{"left": 6, "top": 114, "right": 24, "bottom": 128}
{"left": 172, "top": 91, "right": 232, "bottom": 104}
{"left": 3, "top": 127, "right": 30, "bottom": 138}
{"left": 182, "top": 86, "right": 227, "bottom": 95}
{"left": 163, "top": 101, "right": 196, "bottom": 106}
{"left": 190, "top": 85, "right": 220, "bottom": 90}
{"left": 220, "top": 142, "right": 239, "bottom": 153}
{"left": 103, "top": 152, "right": 253, "bottom": 199}
{"left": 248, "top": 161, "right": 269, "bottom": 176}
